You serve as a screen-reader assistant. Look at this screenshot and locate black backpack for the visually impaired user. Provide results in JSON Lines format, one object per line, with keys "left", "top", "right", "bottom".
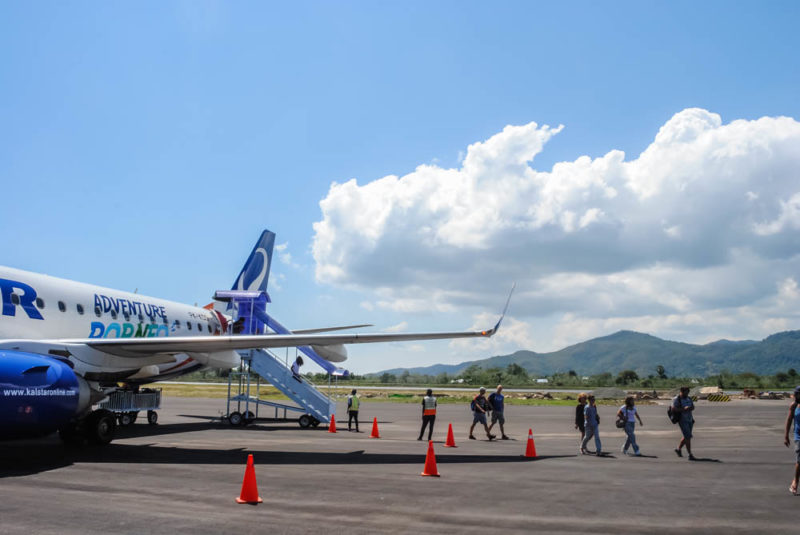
{"left": 667, "top": 398, "right": 681, "bottom": 424}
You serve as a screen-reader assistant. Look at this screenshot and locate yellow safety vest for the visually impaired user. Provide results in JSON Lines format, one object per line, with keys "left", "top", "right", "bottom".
{"left": 423, "top": 396, "right": 437, "bottom": 415}
{"left": 349, "top": 395, "right": 359, "bottom": 411}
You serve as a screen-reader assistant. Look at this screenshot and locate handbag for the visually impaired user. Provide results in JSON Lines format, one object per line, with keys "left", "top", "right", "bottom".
{"left": 615, "top": 408, "right": 627, "bottom": 429}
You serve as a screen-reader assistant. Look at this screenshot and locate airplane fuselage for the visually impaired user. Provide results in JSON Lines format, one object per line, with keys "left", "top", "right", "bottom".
{"left": 0, "top": 266, "right": 234, "bottom": 383}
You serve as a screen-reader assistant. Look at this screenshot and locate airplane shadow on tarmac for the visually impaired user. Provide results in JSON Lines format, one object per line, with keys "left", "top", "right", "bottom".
{"left": 0, "top": 425, "right": 575, "bottom": 478}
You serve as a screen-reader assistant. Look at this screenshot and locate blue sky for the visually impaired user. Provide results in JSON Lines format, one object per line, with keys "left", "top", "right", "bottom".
{"left": 2, "top": 2, "right": 800, "bottom": 374}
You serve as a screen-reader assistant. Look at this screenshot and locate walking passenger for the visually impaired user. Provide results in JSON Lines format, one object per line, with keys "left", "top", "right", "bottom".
{"left": 290, "top": 356, "right": 303, "bottom": 382}
{"left": 469, "top": 387, "right": 496, "bottom": 441}
{"left": 618, "top": 396, "right": 644, "bottom": 456}
{"left": 673, "top": 386, "right": 696, "bottom": 460}
{"left": 581, "top": 395, "right": 602, "bottom": 454}
{"left": 488, "top": 385, "right": 510, "bottom": 440}
{"left": 347, "top": 388, "right": 360, "bottom": 432}
{"left": 783, "top": 385, "right": 800, "bottom": 495}
{"left": 575, "top": 393, "right": 588, "bottom": 443}
{"left": 418, "top": 388, "right": 437, "bottom": 441}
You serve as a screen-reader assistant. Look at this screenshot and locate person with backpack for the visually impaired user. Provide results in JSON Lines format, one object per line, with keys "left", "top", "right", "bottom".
{"left": 673, "top": 386, "right": 696, "bottom": 460}
{"left": 488, "top": 385, "right": 510, "bottom": 440}
{"left": 575, "top": 392, "right": 588, "bottom": 446}
{"left": 581, "top": 395, "right": 602, "bottom": 455}
{"left": 469, "top": 387, "right": 496, "bottom": 441}
{"left": 783, "top": 385, "right": 800, "bottom": 495}
{"left": 617, "top": 396, "right": 644, "bottom": 456}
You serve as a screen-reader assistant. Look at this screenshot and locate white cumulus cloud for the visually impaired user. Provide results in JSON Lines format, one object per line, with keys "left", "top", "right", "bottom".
{"left": 312, "top": 109, "right": 800, "bottom": 350}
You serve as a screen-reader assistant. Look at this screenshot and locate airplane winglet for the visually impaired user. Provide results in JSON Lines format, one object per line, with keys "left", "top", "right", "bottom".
{"left": 483, "top": 283, "right": 515, "bottom": 336}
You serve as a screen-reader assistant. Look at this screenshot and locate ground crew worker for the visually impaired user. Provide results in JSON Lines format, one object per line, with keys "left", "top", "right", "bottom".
{"left": 418, "top": 388, "right": 437, "bottom": 441}
{"left": 469, "top": 387, "right": 496, "bottom": 441}
{"left": 347, "top": 388, "right": 360, "bottom": 432}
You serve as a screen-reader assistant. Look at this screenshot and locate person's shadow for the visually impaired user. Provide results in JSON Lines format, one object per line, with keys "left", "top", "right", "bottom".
{"left": 689, "top": 457, "right": 722, "bottom": 463}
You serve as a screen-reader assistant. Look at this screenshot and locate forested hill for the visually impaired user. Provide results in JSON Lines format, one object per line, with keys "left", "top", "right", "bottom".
{"left": 374, "top": 330, "right": 800, "bottom": 378}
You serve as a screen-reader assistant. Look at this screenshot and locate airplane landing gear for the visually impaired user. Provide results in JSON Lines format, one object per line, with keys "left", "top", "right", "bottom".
{"left": 58, "top": 408, "right": 117, "bottom": 446}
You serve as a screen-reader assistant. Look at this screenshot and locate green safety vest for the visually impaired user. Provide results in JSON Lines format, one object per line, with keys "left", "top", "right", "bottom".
{"left": 349, "top": 395, "right": 359, "bottom": 411}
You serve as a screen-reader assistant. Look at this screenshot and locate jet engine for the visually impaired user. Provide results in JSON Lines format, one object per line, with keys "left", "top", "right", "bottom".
{"left": 310, "top": 344, "right": 347, "bottom": 363}
{"left": 0, "top": 350, "right": 95, "bottom": 440}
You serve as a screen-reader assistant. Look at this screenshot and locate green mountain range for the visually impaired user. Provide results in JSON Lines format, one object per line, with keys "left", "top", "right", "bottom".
{"left": 375, "top": 330, "right": 800, "bottom": 378}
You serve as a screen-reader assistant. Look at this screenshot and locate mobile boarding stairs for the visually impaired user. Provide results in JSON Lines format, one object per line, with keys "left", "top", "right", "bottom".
{"left": 215, "top": 289, "right": 342, "bottom": 428}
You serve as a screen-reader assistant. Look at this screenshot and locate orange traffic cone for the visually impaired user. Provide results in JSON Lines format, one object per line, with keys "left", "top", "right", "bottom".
{"left": 328, "top": 414, "right": 337, "bottom": 433}
{"left": 444, "top": 422, "right": 457, "bottom": 448}
{"left": 524, "top": 428, "right": 537, "bottom": 458}
{"left": 369, "top": 417, "right": 380, "bottom": 438}
{"left": 235, "top": 454, "right": 263, "bottom": 504}
{"left": 421, "top": 440, "right": 441, "bottom": 477}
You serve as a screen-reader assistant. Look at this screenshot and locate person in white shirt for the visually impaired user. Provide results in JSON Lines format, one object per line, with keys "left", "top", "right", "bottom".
{"left": 617, "top": 396, "right": 644, "bottom": 456}
{"left": 290, "top": 356, "right": 303, "bottom": 382}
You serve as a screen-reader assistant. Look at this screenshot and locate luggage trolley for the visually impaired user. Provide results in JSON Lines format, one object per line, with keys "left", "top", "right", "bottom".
{"left": 99, "top": 388, "right": 162, "bottom": 426}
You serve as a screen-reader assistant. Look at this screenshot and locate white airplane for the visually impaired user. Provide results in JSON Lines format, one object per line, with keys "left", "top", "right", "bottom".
{"left": 0, "top": 230, "right": 507, "bottom": 445}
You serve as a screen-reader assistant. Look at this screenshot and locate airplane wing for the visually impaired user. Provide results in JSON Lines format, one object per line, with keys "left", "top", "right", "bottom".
{"left": 290, "top": 324, "right": 373, "bottom": 334}
{"left": 58, "top": 323, "right": 501, "bottom": 358}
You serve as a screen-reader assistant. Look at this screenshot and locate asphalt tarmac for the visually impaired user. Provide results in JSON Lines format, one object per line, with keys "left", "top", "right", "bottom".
{"left": 0, "top": 397, "right": 796, "bottom": 534}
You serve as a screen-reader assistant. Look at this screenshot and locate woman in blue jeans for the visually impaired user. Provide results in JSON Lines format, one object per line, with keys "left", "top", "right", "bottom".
{"left": 617, "top": 396, "right": 644, "bottom": 456}
{"left": 581, "top": 395, "right": 602, "bottom": 454}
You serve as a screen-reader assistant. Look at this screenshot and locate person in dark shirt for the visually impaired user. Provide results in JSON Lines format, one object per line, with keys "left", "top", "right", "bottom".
{"left": 487, "top": 385, "right": 509, "bottom": 440}
{"left": 575, "top": 392, "right": 588, "bottom": 447}
{"left": 469, "top": 387, "right": 496, "bottom": 441}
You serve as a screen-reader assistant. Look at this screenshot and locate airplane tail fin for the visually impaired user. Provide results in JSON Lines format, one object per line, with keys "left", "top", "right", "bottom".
{"left": 231, "top": 230, "right": 276, "bottom": 293}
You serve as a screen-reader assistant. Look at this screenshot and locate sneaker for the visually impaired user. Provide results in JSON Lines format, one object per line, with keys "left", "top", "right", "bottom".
{"left": 580, "top": 448, "right": 588, "bottom": 455}
{"left": 621, "top": 445, "right": 628, "bottom": 454}
{"left": 469, "top": 435, "right": 476, "bottom": 440}
{"left": 417, "top": 437, "right": 422, "bottom": 441}
{"left": 488, "top": 434, "right": 495, "bottom": 441}
{"left": 674, "top": 448, "right": 682, "bottom": 458}
{"left": 501, "top": 435, "right": 510, "bottom": 440}
{"left": 688, "top": 454, "right": 696, "bottom": 461}
{"left": 634, "top": 452, "right": 642, "bottom": 457}
{"left": 790, "top": 484, "right": 798, "bottom": 496}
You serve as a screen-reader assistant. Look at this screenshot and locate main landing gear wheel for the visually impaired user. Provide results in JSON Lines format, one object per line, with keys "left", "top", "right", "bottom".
{"left": 147, "top": 410, "right": 158, "bottom": 425}
{"left": 228, "top": 411, "right": 243, "bottom": 426}
{"left": 298, "top": 414, "right": 312, "bottom": 428}
{"left": 86, "top": 409, "right": 117, "bottom": 445}
{"left": 243, "top": 411, "right": 256, "bottom": 426}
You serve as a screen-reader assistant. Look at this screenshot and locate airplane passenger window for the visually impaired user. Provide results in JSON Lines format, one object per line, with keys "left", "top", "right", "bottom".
{"left": 197, "top": 322, "right": 202, "bottom": 331}
{"left": 110, "top": 310, "right": 117, "bottom": 319}
{"left": 94, "top": 307, "right": 102, "bottom": 317}
{"left": 174, "top": 319, "right": 181, "bottom": 328}
{"left": 123, "top": 312, "right": 130, "bottom": 321}
{"left": 187, "top": 322, "right": 192, "bottom": 330}
{"left": 11, "top": 294, "right": 19, "bottom": 305}
{"left": 207, "top": 324, "right": 212, "bottom": 333}
{"left": 58, "top": 301, "right": 66, "bottom": 312}
{"left": 76, "top": 304, "right": 84, "bottom": 315}
{"left": 162, "top": 316, "right": 168, "bottom": 324}
{"left": 35, "top": 297, "right": 44, "bottom": 309}
{"left": 138, "top": 314, "right": 144, "bottom": 322}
